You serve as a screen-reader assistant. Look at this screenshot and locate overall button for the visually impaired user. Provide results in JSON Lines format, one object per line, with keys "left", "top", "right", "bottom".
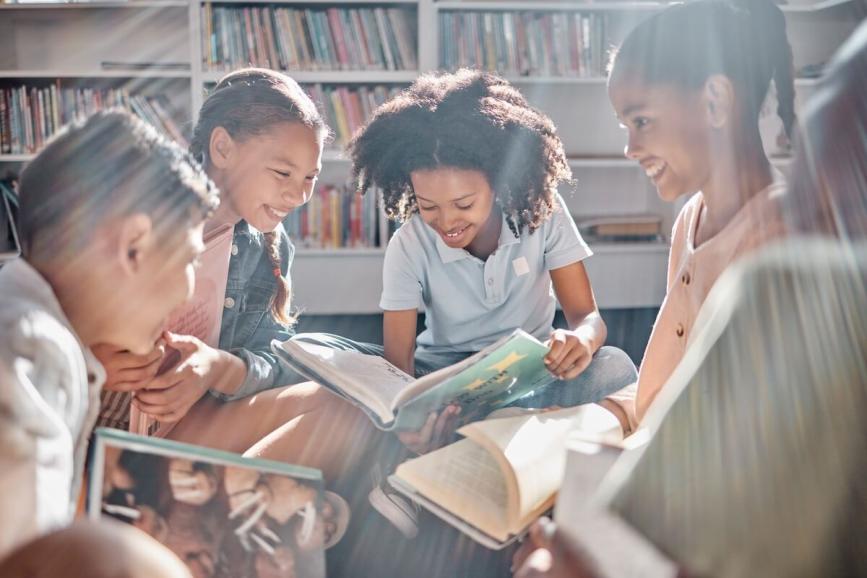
{"left": 224, "top": 297, "right": 236, "bottom": 309}
{"left": 231, "top": 244, "right": 239, "bottom": 256}
{"left": 675, "top": 323, "right": 685, "bottom": 337}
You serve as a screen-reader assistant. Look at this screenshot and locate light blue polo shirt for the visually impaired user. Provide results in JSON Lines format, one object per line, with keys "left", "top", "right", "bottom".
{"left": 380, "top": 193, "right": 592, "bottom": 353}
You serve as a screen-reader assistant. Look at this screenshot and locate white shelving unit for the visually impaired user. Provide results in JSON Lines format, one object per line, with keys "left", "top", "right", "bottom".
{"left": 1, "top": 0, "right": 862, "bottom": 313}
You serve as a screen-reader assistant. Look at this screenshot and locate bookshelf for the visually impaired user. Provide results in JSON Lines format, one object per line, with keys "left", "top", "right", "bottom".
{"left": 0, "top": 0, "right": 863, "bottom": 312}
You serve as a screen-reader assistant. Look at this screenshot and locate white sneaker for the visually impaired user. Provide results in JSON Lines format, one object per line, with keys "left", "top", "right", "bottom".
{"left": 368, "top": 482, "right": 419, "bottom": 539}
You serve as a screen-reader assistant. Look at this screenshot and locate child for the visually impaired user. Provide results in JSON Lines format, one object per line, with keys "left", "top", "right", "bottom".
{"left": 0, "top": 109, "right": 216, "bottom": 569}
{"left": 515, "top": 21, "right": 867, "bottom": 576}
{"left": 338, "top": 69, "right": 637, "bottom": 452}
{"left": 96, "top": 68, "right": 372, "bottom": 481}
{"left": 600, "top": 0, "right": 796, "bottom": 435}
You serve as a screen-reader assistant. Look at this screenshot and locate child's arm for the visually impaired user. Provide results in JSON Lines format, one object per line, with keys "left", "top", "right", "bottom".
{"left": 547, "top": 261, "right": 607, "bottom": 380}
{"left": 383, "top": 309, "right": 418, "bottom": 375}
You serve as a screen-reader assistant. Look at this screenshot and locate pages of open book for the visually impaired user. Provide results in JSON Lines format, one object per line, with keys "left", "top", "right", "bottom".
{"left": 275, "top": 341, "right": 415, "bottom": 423}
{"left": 459, "top": 405, "right": 623, "bottom": 532}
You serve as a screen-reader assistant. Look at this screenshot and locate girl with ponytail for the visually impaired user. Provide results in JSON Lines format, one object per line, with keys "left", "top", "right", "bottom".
{"left": 97, "top": 68, "right": 372, "bottom": 483}
{"left": 596, "top": 0, "right": 797, "bottom": 435}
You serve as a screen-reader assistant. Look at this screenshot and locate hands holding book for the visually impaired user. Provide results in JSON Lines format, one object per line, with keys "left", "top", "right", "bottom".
{"left": 397, "top": 404, "right": 464, "bottom": 455}
{"left": 544, "top": 329, "right": 595, "bottom": 381}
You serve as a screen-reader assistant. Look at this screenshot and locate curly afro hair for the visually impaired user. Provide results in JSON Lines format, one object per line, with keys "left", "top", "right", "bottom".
{"left": 348, "top": 69, "right": 572, "bottom": 236}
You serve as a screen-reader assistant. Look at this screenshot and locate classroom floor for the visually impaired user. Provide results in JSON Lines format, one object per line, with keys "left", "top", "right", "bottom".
{"left": 294, "top": 308, "right": 658, "bottom": 366}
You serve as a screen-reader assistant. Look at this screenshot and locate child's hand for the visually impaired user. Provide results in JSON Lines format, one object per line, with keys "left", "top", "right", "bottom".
{"left": 131, "top": 332, "right": 220, "bottom": 423}
{"left": 512, "top": 517, "right": 601, "bottom": 578}
{"left": 544, "top": 329, "right": 593, "bottom": 381}
{"left": 397, "top": 405, "right": 462, "bottom": 454}
{"left": 92, "top": 341, "right": 165, "bottom": 392}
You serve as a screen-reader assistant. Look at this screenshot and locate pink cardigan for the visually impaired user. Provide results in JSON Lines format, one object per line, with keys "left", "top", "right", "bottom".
{"left": 608, "top": 175, "right": 788, "bottom": 433}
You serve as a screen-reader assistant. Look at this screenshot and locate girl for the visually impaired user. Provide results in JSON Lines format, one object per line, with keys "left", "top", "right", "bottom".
{"left": 600, "top": 0, "right": 796, "bottom": 435}
{"left": 96, "top": 68, "right": 372, "bottom": 481}
{"left": 343, "top": 69, "right": 637, "bottom": 452}
{"left": 0, "top": 109, "right": 216, "bottom": 572}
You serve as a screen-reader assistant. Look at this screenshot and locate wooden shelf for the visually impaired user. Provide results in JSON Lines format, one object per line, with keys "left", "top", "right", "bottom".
{"left": 435, "top": 1, "right": 666, "bottom": 12}
{"left": 294, "top": 248, "right": 385, "bottom": 257}
{"left": 0, "top": 154, "right": 35, "bottom": 162}
{"left": 0, "top": 1, "right": 187, "bottom": 8}
{"left": 201, "top": 70, "right": 418, "bottom": 84}
{"left": 206, "top": 0, "right": 418, "bottom": 4}
{"left": 435, "top": 0, "right": 857, "bottom": 13}
{"left": 0, "top": 69, "right": 192, "bottom": 79}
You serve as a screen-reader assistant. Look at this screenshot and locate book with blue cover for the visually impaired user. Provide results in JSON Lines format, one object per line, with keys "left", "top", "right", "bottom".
{"left": 271, "top": 329, "right": 553, "bottom": 431}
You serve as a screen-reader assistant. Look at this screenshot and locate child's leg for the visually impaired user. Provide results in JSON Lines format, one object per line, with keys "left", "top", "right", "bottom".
{"left": 509, "top": 346, "right": 637, "bottom": 409}
{"left": 167, "top": 381, "right": 374, "bottom": 480}
{"left": 0, "top": 520, "right": 189, "bottom": 578}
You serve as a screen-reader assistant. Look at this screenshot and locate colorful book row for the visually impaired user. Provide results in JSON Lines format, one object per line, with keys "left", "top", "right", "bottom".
{"left": 0, "top": 84, "right": 186, "bottom": 155}
{"left": 203, "top": 5, "right": 418, "bottom": 73}
{"left": 283, "top": 184, "right": 381, "bottom": 249}
{"left": 306, "top": 84, "right": 402, "bottom": 148}
{"left": 440, "top": 11, "right": 609, "bottom": 78}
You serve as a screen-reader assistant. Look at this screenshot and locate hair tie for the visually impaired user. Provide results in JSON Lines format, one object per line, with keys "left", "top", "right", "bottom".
{"left": 273, "top": 268, "right": 282, "bottom": 279}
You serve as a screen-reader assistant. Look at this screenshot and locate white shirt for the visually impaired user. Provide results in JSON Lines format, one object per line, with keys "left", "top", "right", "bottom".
{"left": 0, "top": 258, "right": 105, "bottom": 557}
{"left": 380, "top": 193, "right": 592, "bottom": 353}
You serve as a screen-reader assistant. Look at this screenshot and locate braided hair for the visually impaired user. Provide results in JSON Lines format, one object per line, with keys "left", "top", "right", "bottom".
{"left": 190, "top": 68, "right": 329, "bottom": 325}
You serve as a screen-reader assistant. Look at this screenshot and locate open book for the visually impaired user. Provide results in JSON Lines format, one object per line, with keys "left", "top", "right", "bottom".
{"left": 272, "top": 329, "right": 553, "bottom": 431}
{"left": 387, "top": 405, "right": 623, "bottom": 549}
{"left": 128, "top": 224, "right": 234, "bottom": 436}
{"left": 88, "top": 428, "right": 349, "bottom": 578}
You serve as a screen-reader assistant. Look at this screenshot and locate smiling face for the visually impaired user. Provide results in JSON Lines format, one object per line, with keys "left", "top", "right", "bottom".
{"left": 409, "top": 167, "right": 499, "bottom": 251}
{"left": 213, "top": 122, "right": 323, "bottom": 232}
{"left": 608, "top": 72, "right": 713, "bottom": 203}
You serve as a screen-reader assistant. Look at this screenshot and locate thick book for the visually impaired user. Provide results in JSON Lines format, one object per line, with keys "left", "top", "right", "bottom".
{"left": 271, "top": 328, "right": 554, "bottom": 431}
{"left": 88, "top": 428, "right": 348, "bottom": 578}
{"left": 127, "top": 224, "right": 234, "bottom": 437}
{"left": 388, "top": 405, "right": 623, "bottom": 549}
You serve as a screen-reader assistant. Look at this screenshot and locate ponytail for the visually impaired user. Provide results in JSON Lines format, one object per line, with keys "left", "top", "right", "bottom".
{"left": 610, "top": 0, "right": 797, "bottom": 139}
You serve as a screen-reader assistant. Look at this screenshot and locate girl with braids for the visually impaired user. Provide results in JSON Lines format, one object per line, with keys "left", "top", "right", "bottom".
{"left": 96, "top": 68, "right": 372, "bottom": 482}
{"left": 341, "top": 69, "right": 638, "bottom": 454}
{"left": 599, "top": 0, "right": 797, "bottom": 436}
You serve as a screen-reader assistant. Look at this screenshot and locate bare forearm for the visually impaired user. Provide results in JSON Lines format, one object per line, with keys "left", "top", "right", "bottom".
{"left": 568, "top": 310, "right": 607, "bottom": 354}
{"left": 207, "top": 350, "right": 249, "bottom": 397}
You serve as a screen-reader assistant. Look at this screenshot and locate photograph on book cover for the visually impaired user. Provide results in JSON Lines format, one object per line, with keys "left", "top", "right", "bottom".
{"left": 89, "top": 429, "right": 349, "bottom": 578}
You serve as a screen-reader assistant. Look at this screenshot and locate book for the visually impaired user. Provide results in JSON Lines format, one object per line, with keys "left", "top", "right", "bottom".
{"left": 553, "top": 428, "right": 650, "bottom": 537}
{"left": 271, "top": 329, "right": 556, "bottom": 431}
{"left": 576, "top": 214, "right": 665, "bottom": 244}
{"left": 388, "top": 405, "right": 623, "bottom": 549}
{"left": 88, "top": 427, "right": 349, "bottom": 578}
{"left": 0, "top": 181, "right": 20, "bottom": 264}
{"left": 124, "top": 224, "right": 234, "bottom": 437}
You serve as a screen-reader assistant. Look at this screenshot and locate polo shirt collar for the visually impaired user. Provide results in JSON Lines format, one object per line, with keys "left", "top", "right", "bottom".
{"left": 433, "top": 212, "right": 520, "bottom": 263}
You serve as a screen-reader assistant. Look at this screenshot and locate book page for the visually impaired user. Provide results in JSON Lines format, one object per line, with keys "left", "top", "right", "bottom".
{"left": 274, "top": 340, "right": 414, "bottom": 424}
{"left": 393, "top": 439, "right": 513, "bottom": 543}
{"left": 130, "top": 225, "right": 234, "bottom": 437}
{"left": 460, "top": 405, "right": 622, "bottom": 527}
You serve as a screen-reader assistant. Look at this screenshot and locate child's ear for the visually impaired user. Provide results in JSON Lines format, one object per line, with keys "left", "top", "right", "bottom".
{"left": 208, "top": 126, "right": 236, "bottom": 169}
{"left": 703, "top": 75, "right": 736, "bottom": 130}
{"left": 117, "top": 214, "right": 154, "bottom": 276}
